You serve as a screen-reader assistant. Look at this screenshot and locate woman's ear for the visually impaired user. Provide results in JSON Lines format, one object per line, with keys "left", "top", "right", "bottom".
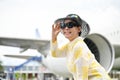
{"left": 78, "top": 26, "right": 82, "bottom": 36}
{"left": 78, "top": 26, "right": 81, "bottom": 33}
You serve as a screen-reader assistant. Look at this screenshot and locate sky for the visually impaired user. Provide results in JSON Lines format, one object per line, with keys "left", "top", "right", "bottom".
{"left": 0, "top": 0, "right": 120, "bottom": 39}
{"left": 0, "top": 0, "right": 120, "bottom": 65}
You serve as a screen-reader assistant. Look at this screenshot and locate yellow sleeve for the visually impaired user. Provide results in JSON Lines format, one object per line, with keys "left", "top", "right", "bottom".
{"left": 50, "top": 40, "right": 68, "bottom": 57}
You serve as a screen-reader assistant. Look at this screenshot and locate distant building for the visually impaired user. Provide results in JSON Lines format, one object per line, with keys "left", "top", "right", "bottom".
{"left": 2, "top": 59, "right": 57, "bottom": 80}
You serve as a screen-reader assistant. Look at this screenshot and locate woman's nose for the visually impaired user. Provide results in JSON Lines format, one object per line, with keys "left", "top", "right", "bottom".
{"left": 64, "top": 26, "right": 69, "bottom": 29}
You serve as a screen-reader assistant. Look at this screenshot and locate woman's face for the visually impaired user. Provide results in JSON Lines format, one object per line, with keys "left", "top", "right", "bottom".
{"left": 61, "top": 20, "right": 81, "bottom": 41}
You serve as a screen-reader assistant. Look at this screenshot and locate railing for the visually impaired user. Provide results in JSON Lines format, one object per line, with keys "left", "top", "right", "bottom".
{"left": 109, "top": 70, "right": 120, "bottom": 80}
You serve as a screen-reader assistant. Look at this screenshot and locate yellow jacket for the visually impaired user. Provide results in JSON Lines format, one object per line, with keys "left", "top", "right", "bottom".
{"left": 51, "top": 37, "right": 111, "bottom": 80}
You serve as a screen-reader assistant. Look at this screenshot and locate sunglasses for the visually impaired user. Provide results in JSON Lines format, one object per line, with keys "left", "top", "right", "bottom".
{"left": 60, "top": 22, "right": 79, "bottom": 29}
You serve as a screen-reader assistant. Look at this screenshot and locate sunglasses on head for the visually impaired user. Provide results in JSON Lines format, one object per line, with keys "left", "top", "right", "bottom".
{"left": 60, "top": 22, "right": 79, "bottom": 29}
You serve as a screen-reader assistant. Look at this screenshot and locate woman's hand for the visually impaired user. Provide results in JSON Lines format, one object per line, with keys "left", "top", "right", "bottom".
{"left": 52, "top": 23, "right": 61, "bottom": 42}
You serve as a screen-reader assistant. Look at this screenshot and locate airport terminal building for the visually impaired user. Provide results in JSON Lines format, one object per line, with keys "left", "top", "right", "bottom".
{"left": 2, "top": 60, "right": 62, "bottom": 80}
{"left": 0, "top": 55, "right": 65, "bottom": 80}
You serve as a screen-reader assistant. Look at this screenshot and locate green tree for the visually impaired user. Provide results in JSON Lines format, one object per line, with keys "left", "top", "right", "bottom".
{"left": 0, "top": 61, "right": 3, "bottom": 71}
{"left": 15, "top": 73, "right": 21, "bottom": 80}
{"left": 0, "top": 60, "right": 4, "bottom": 78}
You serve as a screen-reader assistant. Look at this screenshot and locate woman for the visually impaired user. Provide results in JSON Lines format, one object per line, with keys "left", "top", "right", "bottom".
{"left": 51, "top": 14, "right": 111, "bottom": 80}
